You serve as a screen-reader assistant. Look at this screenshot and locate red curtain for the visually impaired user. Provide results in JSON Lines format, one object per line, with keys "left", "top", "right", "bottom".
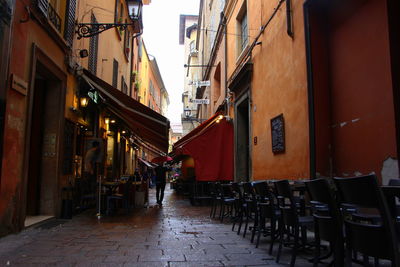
{"left": 175, "top": 120, "right": 233, "bottom": 181}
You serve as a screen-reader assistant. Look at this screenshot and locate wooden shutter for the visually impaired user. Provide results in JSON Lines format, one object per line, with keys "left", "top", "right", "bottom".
{"left": 112, "top": 59, "right": 119, "bottom": 88}
{"left": 64, "top": 0, "right": 77, "bottom": 47}
{"left": 88, "top": 13, "right": 98, "bottom": 74}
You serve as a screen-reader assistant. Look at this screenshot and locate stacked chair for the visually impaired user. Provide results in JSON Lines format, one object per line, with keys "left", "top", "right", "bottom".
{"left": 209, "top": 175, "right": 400, "bottom": 267}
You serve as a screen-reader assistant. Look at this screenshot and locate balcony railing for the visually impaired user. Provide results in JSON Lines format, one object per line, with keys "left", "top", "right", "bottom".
{"left": 36, "top": 0, "right": 61, "bottom": 32}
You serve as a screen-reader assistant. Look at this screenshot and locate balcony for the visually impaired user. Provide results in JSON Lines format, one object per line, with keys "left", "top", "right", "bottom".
{"left": 36, "top": 0, "right": 61, "bottom": 32}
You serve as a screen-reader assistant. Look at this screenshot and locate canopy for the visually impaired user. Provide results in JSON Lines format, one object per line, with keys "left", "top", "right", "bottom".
{"left": 138, "top": 158, "right": 156, "bottom": 168}
{"left": 81, "top": 69, "right": 170, "bottom": 152}
{"left": 173, "top": 113, "right": 233, "bottom": 181}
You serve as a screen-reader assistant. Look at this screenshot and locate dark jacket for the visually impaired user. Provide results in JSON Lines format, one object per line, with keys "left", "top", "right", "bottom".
{"left": 155, "top": 166, "right": 170, "bottom": 184}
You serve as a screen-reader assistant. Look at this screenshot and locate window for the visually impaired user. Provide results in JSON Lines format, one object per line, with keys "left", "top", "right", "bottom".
{"left": 239, "top": 13, "right": 248, "bottom": 51}
{"left": 124, "top": 22, "right": 131, "bottom": 59}
{"left": 88, "top": 13, "right": 98, "bottom": 74}
{"left": 112, "top": 59, "right": 119, "bottom": 88}
{"left": 64, "top": 0, "right": 76, "bottom": 46}
{"left": 121, "top": 76, "right": 128, "bottom": 94}
{"left": 237, "top": 3, "right": 248, "bottom": 54}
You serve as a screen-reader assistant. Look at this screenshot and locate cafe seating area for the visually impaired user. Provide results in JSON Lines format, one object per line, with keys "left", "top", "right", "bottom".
{"left": 206, "top": 175, "right": 400, "bottom": 267}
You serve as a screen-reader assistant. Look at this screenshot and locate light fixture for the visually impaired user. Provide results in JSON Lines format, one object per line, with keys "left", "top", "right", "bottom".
{"left": 110, "top": 119, "right": 116, "bottom": 124}
{"left": 80, "top": 96, "right": 89, "bottom": 107}
{"left": 76, "top": 0, "right": 143, "bottom": 39}
{"left": 184, "top": 107, "right": 191, "bottom": 118}
{"left": 79, "top": 49, "right": 88, "bottom": 58}
{"left": 105, "top": 117, "right": 110, "bottom": 124}
{"left": 122, "top": 130, "right": 126, "bottom": 134}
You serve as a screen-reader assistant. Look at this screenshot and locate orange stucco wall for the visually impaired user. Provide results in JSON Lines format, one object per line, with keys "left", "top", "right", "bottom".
{"left": 0, "top": 0, "right": 69, "bottom": 234}
{"left": 226, "top": 0, "right": 310, "bottom": 180}
{"left": 312, "top": 0, "right": 396, "bottom": 180}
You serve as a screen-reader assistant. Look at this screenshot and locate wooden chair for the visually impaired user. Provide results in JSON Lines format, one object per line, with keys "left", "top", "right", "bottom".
{"left": 305, "top": 178, "right": 344, "bottom": 267}
{"left": 334, "top": 174, "right": 400, "bottom": 267}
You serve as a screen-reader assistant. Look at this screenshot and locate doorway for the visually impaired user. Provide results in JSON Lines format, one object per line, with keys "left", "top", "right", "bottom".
{"left": 235, "top": 93, "right": 250, "bottom": 182}
{"left": 305, "top": 0, "right": 397, "bottom": 179}
{"left": 25, "top": 58, "right": 65, "bottom": 225}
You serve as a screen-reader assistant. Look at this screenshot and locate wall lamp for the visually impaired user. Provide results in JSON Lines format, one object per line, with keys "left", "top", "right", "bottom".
{"left": 80, "top": 96, "right": 89, "bottom": 107}
{"left": 76, "top": 0, "right": 143, "bottom": 39}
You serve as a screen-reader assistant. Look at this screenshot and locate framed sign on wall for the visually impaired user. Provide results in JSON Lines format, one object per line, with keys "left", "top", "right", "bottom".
{"left": 271, "top": 114, "right": 285, "bottom": 154}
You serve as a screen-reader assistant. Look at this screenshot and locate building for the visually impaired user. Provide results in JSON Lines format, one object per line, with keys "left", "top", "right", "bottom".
{"left": 223, "top": 0, "right": 400, "bottom": 183}
{"left": 179, "top": 14, "right": 200, "bottom": 136}
{"left": 0, "top": 0, "right": 170, "bottom": 236}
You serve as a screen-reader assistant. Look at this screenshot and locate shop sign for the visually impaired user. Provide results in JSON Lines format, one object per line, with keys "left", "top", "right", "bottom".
{"left": 88, "top": 90, "right": 99, "bottom": 104}
{"left": 11, "top": 74, "right": 28, "bottom": 95}
{"left": 191, "top": 99, "right": 210, "bottom": 104}
{"left": 189, "top": 80, "right": 210, "bottom": 87}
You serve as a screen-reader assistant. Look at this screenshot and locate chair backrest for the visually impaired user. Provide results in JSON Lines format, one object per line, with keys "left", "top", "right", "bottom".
{"left": 274, "top": 180, "right": 299, "bottom": 225}
{"left": 305, "top": 178, "right": 343, "bottom": 242}
{"left": 231, "top": 182, "right": 243, "bottom": 200}
{"left": 220, "top": 183, "right": 234, "bottom": 199}
{"left": 388, "top": 178, "right": 400, "bottom": 186}
{"left": 334, "top": 175, "right": 399, "bottom": 263}
{"left": 253, "top": 181, "right": 270, "bottom": 201}
{"left": 242, "top": 182, "right": 255, "bottom": 200}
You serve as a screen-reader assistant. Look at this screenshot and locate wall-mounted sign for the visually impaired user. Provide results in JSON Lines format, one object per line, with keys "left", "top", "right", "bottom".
{"left": 11, "top": 74, "right": 28, "bottom": 95}
{"left": 188, "top": 80, "right": 210, "bottom": 87}
{"left": 88, "top": 90, "right": 99, "bottom": 103}
{"left": 191, "top": 99, "right": 210, "bottom": 104}
{"left": 271, "top": 114, "right": 285, "bottom": 154}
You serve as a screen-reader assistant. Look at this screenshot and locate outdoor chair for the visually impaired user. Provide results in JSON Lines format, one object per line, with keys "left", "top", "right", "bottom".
{"left": 220, "top": 183, "right": 235, "bottom": 222}
{"left": 242, "top": 182, "right": 257, "bottom": 238}
{"left": 334, "top": 175, "right": 400, "bottom": 267}
{"left": 231, "top": 182, "right": 245, "bottom": 232}
{"left": 274, "top": 180, "right": 314, "bottom": 267}
{"left": 252, "top": 181, "right": 281, "bottom": 253}
{"left": 106, "top": 181, "right": 132, "bottom": 215}
{"left": 305, "top": 178, "right": 344, "bottom": 267}
{"left": 209, "top": 182, "right": 221, "bottom": 218}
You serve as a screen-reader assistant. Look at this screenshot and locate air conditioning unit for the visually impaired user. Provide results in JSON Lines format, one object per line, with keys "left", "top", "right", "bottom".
{"left": 37, "top": 0, "right": 49, "bottom": 17}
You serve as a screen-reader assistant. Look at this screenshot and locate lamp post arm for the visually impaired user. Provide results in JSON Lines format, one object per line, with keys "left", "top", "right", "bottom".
{"left": 76, "top": 23, "right": 134, "bottom": 39}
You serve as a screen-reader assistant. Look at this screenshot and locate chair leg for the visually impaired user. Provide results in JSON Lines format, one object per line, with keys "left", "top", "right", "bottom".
{"left": 276, "top": 222, "right": 284, "bottom": 263}
{"left": 237, "top": 208, "right": 243, "bottom": 235}
{"left": 243, "top": 209, "right": 249, "bottom": 238}
{"left": 221, "top": 203, "right": 225, "bottom": 222}
{"left": 269, "top": 217, "right": 277, "bottom": 255}
{"left": 290, "top": 227, "right": 299, "bottom": 267}
{"left": 313, "top": 226, "right": 320, "bottom": 267}
{"left": 210, "top": 199, "right": 214, "bottom": 217}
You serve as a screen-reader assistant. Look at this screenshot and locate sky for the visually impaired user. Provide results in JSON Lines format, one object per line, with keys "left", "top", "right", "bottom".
{"left": 142, "top": 0, "right": 200, "bottom": 124}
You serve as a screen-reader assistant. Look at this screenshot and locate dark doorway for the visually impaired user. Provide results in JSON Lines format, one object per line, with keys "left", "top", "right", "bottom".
{"left": 235, "top": 94, "right": 250, "bottom": 182}
{"left": 305, "top": 0, "right": 397, "bottom": 180}
{"left": 25, "top": 62, "right": 63, "bottom": 218}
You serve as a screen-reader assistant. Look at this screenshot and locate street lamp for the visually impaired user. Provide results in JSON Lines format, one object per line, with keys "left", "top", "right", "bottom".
{"left": 184, "top": 108, "right": 191, "bottom": 118}
{"left": 76, "top": 0, "right": 143, "bottom": 39}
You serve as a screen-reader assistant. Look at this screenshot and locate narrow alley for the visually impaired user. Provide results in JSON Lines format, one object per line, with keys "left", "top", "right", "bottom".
{"left": 0, "top": 186, "right": 314, "bottom": 267}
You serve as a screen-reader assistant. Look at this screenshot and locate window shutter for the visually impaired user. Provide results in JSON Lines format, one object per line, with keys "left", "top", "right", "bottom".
{"left": 112, "top": 59, "right": 119, "bottom": 88}
{"left": 37, "top": 0, "right": 49, "bottom": 17}
{"left": 88, "top": 13, "right": 98, "bottom": 74}
{"left": 64, "top": 0, "right": 77, "bottom": 47}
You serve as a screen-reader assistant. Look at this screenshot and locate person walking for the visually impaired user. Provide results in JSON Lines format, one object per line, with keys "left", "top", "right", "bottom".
{"left": 154, "top": 163, "right": 170, "bottom": 205}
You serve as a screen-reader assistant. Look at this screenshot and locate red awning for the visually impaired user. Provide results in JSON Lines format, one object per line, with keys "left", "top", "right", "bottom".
{"left": 81, "top": 69, "right": 170, "bottom": 152}
{"left": 173, "top": 113, "right": 233, "bottom": 181}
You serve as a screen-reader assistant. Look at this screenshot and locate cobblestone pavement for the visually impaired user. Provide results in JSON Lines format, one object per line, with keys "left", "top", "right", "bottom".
{"left": 0, "top": 185, "right": 317, "bottom": 266}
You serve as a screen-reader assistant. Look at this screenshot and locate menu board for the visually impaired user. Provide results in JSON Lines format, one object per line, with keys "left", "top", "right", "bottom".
{"left": 271, "top": 114, "right": 285, "bottom": 154}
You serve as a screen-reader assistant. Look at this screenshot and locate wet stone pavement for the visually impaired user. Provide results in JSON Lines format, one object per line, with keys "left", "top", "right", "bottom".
{"left": 0, "top": 185, "right": 315, "bottom": 267}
